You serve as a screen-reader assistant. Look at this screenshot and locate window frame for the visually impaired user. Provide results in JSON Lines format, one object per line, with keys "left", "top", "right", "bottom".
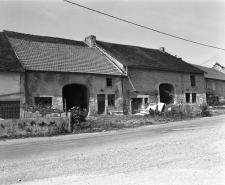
{"left": 192, "top": 93, "right": 196, "bottom": 103}
{"left": 186, "top": 93, "right": 190, "bottom": 103}
{"left": 190, "top": 75, "right": 196, "bottom": 87}
{"left": 35, "top": 97, "right": 52, "bottom": 105}
{"left": 106, "top": 78, "right": 113, "bottom": 87}
{"left": 107, "top": 94, "right": 115, "bottom": 106}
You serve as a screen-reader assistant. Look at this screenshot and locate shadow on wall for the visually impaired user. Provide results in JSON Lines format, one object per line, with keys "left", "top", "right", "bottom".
{"left": 159, "top": 83, "right": 174, "bottom": 104}
{"left": 62, "top": 84, "right": 88, "bottom": 111}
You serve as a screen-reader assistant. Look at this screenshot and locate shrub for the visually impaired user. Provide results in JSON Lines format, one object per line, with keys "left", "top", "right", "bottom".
{"left": 200, "top": 104, "right": 211, "bottom": 117}
{"left": 70, "top": 107, "right": 88, "bottom": 131}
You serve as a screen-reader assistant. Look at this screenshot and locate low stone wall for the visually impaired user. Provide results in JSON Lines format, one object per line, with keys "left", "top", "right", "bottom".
{"left": 20, "top": 110, "right": 66, "bottom": 119}
{"left": 0, "top": 117, "right": 70, "bottom": 138}
{"left": 165, "top": 103, "right": 202, "bottom": 116}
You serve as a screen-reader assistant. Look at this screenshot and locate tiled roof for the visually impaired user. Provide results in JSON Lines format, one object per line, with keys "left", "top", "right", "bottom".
{"left": 0, "top": 32, "right": 24, "bottom": 72}
{"left": 193, "top": 64, "right": 225, "bottom": 81}
{"left": 96, "top": 41, "right": 204, "bottom": 74}
{"left": 4, "top": 31, "right": 124, "bottom": 76}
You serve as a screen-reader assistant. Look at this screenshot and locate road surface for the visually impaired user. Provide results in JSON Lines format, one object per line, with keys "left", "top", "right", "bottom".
{"left": 1, "top": 115, "right": 225, "bottom": 185}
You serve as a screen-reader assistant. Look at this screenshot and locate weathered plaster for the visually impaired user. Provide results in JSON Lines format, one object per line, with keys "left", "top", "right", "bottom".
{"left": 26, "top": 71, "right": 125, "bottom": 115}
{"left": 125, "top": 67, "right": 206, "bottom": 113}
{"left": 0, "top": 72, "right": 24, "bottom": 102}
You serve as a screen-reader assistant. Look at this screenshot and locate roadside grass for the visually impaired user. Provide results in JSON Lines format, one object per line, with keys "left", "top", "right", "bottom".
{"left": 72, "top": 104, "right": 214, "bottom": 134}
{"left": 73, "top": 113, "right": 195, "bottom": 134}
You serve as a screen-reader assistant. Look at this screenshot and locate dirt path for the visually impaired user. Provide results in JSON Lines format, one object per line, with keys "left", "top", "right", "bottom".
{"left": 1, "top": 116, "right": 225, "bottom": 185}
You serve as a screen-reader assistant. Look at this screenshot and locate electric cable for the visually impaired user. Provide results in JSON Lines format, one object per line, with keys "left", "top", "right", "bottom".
{"left": 200, "top": 51, "right": 225, "bottom": 65}
{"left": 63, "top": 0, "right": 225, "bottom": 51}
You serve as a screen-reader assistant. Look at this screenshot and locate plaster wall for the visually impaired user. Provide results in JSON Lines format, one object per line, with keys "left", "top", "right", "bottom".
{"left": 26, "top": 71, "right": 125, "bottom": 115}
{"left": 127, "top": 67, "right": 206, "bottom": 104}
{"left": 206, "top": 78, "right": 225, "bottom": 100}
{"left": 0, "top": 72, "right": 24, "bottom": 102}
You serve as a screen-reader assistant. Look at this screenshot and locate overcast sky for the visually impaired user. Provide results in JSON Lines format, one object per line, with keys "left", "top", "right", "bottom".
{"left": 0, "top": 0, "right": 224, "bottom": 68}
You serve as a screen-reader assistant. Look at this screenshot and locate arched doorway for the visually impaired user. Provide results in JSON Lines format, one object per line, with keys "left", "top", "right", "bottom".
{"left": 159, "top": 84, "right": 174, "bottom": 104}
{"left": 62, "top": 84, "right": 88, "bottom": 111}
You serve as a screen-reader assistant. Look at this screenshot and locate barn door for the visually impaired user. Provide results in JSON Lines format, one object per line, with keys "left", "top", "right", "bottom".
{"left": 97, "top": 94, "right": 105, "bottom": 114}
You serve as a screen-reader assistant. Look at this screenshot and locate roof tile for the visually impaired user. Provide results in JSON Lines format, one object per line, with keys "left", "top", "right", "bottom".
{"left": 0, "top": 32, "right": 24, "bottom": 72}
{"left": 4, "top": 31, "right": 124, "bottom": 76}
{"left": 193, "top": 64, "right": 225, "bottom": 81}
{"left": 96, "top": 41, "right": 204, "bottom": 74}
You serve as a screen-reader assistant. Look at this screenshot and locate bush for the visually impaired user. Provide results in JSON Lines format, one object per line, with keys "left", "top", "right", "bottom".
{"left": 200, "top": 104, "right": 211, "bottom": 117}
{"left": 70, "top": 107, "right": 88, "bottom": 131}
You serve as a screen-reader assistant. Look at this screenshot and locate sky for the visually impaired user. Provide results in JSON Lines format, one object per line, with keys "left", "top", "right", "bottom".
{"left": 0, "top": 0, "right": 225, "bottom": 68}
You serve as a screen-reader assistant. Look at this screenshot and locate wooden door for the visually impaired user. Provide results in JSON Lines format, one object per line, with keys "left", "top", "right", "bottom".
{"left": 97, "top": 94, "right": 105, "bottom": 114}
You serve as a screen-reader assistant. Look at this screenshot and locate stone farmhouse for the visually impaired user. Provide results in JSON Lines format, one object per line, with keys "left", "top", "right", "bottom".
{"left": 85, "top": 35, "right": 206, "bottom": 114}
{"left": 1, "top": 30, "right": 207, "bottom": 117}
{"left": 194, "top": 64, "right": 225, "bottom": 105}
{"left": 0, "top": 31, "right": 126, "bottom": 117}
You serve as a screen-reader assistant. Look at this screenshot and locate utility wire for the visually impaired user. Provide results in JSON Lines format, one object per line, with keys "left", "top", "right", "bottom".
{"left": 200, "top": 50, "right": 225, "bottom": 65}
{"left": 63, "top": 0, "right": 225, "bottom": 51}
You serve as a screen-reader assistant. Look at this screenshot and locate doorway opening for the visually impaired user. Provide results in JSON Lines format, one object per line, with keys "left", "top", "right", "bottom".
{"left": 62, "top": 84, "right": 88, "bottom": 111}
{"left": 131, "top": 98, "right": 142, "bottom": 114}
{"left": 97, "top": 94, "right": 105, "bottom": 114}
{"left": 159, "top": 83, "right": 174, "bottom": 104}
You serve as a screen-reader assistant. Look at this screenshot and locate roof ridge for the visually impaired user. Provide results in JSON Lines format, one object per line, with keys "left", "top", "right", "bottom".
{"left": 3, "top": 30, "right": 87, "bottom": 47}
{"left": 97, "top": 40, "right": 160, "bottom": 51}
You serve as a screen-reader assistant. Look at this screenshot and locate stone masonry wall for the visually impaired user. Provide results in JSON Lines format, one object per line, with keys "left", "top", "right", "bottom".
{"left": 0, "top": 117, "right": 69, "bottom": 138}
{"left": 26, "top": 71, "right": 125, "bottom": 116}
{"left": 127, "top": 67, "right": 206, "bottom": 104}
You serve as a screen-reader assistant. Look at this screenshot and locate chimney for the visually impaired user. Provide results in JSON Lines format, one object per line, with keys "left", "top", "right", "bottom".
{"left": 85, "top": 35, "right": 96, "bottom": 47}
{"left": 159, "top": 47, "right": 165, "bottom": 52}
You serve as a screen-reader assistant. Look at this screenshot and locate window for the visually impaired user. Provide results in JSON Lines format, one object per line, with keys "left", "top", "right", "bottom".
{"left": 206, "top": 81, "right": 209, "bottom": 89}
{"left": 106, "top": 78, "right": 112, "bottom": 87}
{"left": 108, "top": 94, "right": 115, "bottom": 106}
{"left": 0, "top": 101, "right": 20, "bottom": 119}
{"left": 186, "top": 93, "right": 190, "bottom": 103}
{"left": 192, "top": 93, "right": 196, "bottom": 103}
{"left": 144, "top": 98, "right": 148, "bottom": 105}
{"left": 212, "top": 82, "right": 215, "bottom": 91}
{"left": 35, "top": 97, "right": 52, "bottom": 105}
{"left": 190, "top": 76, "right": 196, "bottom": 86}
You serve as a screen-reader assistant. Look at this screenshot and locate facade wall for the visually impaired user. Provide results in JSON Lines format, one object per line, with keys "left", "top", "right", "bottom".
{"left": 0, "top": 72, "right": 24, "bottom": 102}
{"left": 126, "top": 67, "right": 206, "bottom": 113}
{"left": 25, "top": 71, "right": 125, "bottom": 115}
{"left": 206, "top": 78, "right": 225, "bottom": 104}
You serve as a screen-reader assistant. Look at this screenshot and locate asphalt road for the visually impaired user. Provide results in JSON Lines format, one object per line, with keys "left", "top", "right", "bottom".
{"left": 1, "top": 115, "right": 225, "bottom": 185}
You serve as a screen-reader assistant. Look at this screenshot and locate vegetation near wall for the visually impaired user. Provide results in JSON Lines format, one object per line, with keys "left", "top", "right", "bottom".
{"left": 0, "top": 104, "right": 213, "bottom": 139}
{"left": 0, "top": 117, "right": 69, "bottom": 139}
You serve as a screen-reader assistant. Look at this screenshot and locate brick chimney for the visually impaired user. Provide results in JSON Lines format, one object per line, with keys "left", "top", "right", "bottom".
{"left": 159, "top": 47, "right": 165, "bottom": 52}
{"left": 85, "top": 35, "right": 96, "bottom": 47}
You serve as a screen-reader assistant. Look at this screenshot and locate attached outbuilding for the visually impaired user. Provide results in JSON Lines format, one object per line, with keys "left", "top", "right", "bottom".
{"left": 0, "top": 32, "right": 25, "bottom": 119}
{"left": 85, "top": 35, "right": 206, "bottom": 114}
{"left": 3, "top": 31, "right": 127, "bottom": 116}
